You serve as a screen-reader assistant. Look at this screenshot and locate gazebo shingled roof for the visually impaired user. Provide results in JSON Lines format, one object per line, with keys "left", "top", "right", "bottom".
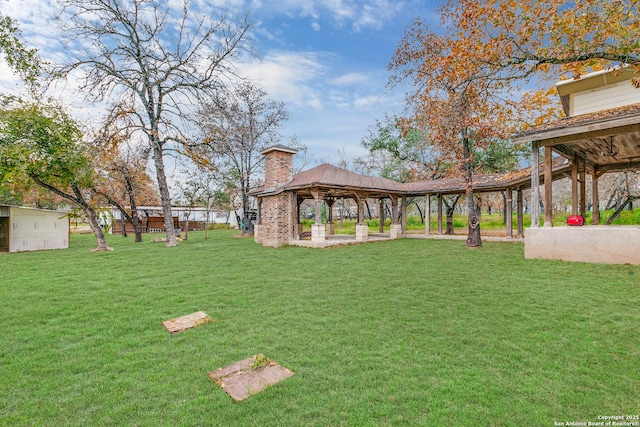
{"left": 251, "top": 158, "right": 572, "bottom": 199}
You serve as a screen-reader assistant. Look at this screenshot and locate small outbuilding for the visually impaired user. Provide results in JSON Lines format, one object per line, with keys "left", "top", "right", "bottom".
{"left": 0, "top": 205, "right": 70, "bottom": 253}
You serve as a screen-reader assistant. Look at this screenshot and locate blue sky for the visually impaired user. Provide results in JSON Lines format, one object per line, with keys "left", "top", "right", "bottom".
{"left": 0, "top": 0, "right": 440, "bottom": 165}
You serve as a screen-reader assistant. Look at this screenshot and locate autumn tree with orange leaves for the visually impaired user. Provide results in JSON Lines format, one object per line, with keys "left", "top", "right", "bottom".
{"left": 390, "top": 0, "right": 638, "bottom": 248}
{"left": 92, "top": 106, "right": 160, "bottom": 243}
{"left": 441, "top": 0, "right": 640, "bottom": 84}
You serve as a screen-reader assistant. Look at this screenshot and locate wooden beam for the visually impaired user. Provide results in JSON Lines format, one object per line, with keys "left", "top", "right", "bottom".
{"left": 592, "top": 167, "right": 600, "bottom": 225}
{"left": 378, "top": 199, "right": 384, "bottom": 233}
{"left": 513, "top": 120, "right": 640, "bottom": 145}
{"left": 544, "top": 146, "right": 553, "bottom": 227}
{"left": 579, "top": 158, "right": 586, "bottom": 218}
{"left": 571, "top": 158, "right": 578, "bottom": 215}
{"left": 531, "top": 142, "right": 540, "bottom": 228}
{"left": 506, "top": 187, "right": 513, "bottom": 239}
{"left": 425, "top": 194, "right": 431, "bottom": 236}
{"left": 401, "top": 195, "right": 407, "bottom": 237}
{"left": 437, "top": 194, "right": 443, "bottom": 234}
{"left": 516, "top": 187, "right": 524, "bottom": 238}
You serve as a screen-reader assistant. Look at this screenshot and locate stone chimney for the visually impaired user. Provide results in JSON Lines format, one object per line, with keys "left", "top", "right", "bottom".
{"left": 261, "top": 145, "right": 298, "bottom": 189}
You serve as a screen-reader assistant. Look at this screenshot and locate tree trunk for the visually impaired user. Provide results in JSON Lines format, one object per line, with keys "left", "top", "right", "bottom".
{"left": 124, "top": 172, "right": 143, "bottom": 243}
{"left": 121, "top": 217, "right": 127, "bottom": 237}
{"left": 463, "top": 132, "right": 482, "bottom": 248}
{"left": 184, "top": 213, "right": 190, "bottom": 241}
{"left": 605, "top": 196, "right": 639, "bottom": 225}
{"left": 32, "top": 176, "right": 112, "bottom": 251}
{"left": 446, "top": 206, "right": 455, "bottom": 234}
{"left": 151, "top": 141, "right": 177, "bottom": 247}
{"left": 71, "top": 184, "right": 111, "bottom": 251}
{"left": 85, "top": 204, "right": 112, "bottom": 251}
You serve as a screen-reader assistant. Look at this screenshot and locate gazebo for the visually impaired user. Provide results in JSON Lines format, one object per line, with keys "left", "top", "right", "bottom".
{"left": 250, "top": 146, "right": 572, "bottom": 248}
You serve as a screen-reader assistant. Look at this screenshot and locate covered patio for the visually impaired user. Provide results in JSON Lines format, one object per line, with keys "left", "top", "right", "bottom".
{"left": 514, "top": 103, "right": 640, "bottom": 265}
{"left": 252, "top": 147, "right": 573, "bottom": 248}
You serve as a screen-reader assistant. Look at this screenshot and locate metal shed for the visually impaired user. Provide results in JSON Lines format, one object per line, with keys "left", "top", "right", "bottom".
{"left": 0, "top": 205, "right": 70, "bottom": 253}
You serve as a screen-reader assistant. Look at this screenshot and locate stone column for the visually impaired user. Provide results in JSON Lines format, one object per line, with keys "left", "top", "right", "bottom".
{"left": 254, "top": 198, "right": 263, "bottom": 244}
{"left": 311, "top": 193, "right": 325, "bottom": 243}
{"left": 389, "top": 195, "right": 401, "bottom": 239}
{"left": 355, "top": 194, "right": 368, "bottom": 241}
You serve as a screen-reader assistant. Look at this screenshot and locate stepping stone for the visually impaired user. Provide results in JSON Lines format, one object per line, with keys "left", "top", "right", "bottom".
{"left": 162, "top": 311, "right": 212, "bottom": 333}
{"left": 209, "top": 354, "right": 295, "bottom": 402}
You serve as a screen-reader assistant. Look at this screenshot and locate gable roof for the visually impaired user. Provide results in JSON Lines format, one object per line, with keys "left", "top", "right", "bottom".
{"left": 251, "top": 158, "right": 572, "bottom": 199}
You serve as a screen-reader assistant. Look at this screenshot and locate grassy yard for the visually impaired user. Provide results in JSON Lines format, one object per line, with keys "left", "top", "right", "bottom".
{"left": 1, "top": 231, "right": 638, "bottom": 426}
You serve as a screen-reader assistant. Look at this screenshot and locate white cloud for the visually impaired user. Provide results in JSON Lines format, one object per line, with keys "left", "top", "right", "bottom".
{"left": 244, "top": 0, "right": 411, "bottom": 31}
{"left": 238, "top": 50, "right": 331, "bottom": 110}
{"left": 332, "top": 72, "right": 369, "bottom": 86}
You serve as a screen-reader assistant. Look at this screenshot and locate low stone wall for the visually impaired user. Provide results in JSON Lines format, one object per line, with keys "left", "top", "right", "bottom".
{"left": 525, "top": 226, "right": 640, "bottom": 265}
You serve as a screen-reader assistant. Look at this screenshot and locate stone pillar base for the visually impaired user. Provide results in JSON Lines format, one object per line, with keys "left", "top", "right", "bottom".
{"left": 389, "top": 223, "right": 402, "bottom": 239}
{"left": 355, "top": 223, "right": 369, "bottom": 241}
{"left": 311, "top": 223, "right": 326, "bottom": 242}
{"left": 254, "top": 224, "right": 262, "bottom": 244}
{"left": 325, "top": 223, "right": 335, "bottom": 235}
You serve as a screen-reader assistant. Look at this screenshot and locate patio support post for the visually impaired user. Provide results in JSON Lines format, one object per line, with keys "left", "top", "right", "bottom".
{"left": 506, "top": 187, "right": 513, "bottom": 238}
{"left": 531, "top": 141, "right": 540, "bottom": 228}
{"left": 311, "top": 192, "right": 326, "bottom": 243}
{"left": 592, "top": 168, "right": 600, "bottom": 225}
{"left": 326, "top": 197, "right": 335, "bottom": 235}
{"left": 296, "top": 194, "right": 304, "bottom": 239}
{"left": 355, "top": 193, "right": 369, "bottom": 241}
{"left": 391, "top": 196, "right": 398, "bottom": 223}
{"left": 544, "top": 145, "right": 553, "bottom": 227}
{"left": 517, "top": 187, "right": 524, "bottom": 238}
{"left": 389, "top": 195, "right": 401, "bottom": 239}
{"left": 579, "top": 158, "right": 586, "bottom": 219}
{"left": 425, "top": 194, "right": 431, "bottom": 236}
{"left": 401, "top": 195, "right": 407, "bottom": 237}
{"left": 315, "top": 197, "right": 322, "bottom": 225}
{"left": 379, "top": 198, "right": 385, "bottom": 233}
{"left": 437, "top": 193, "right": 443, "bottom": 234}
{"left": 571, "top": 157, "right": 578, "bottom": 215}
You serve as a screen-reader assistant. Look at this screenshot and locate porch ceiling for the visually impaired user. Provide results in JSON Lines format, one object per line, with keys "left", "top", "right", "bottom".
{"left": 513, "top": 103, "right": 640, "bottom": 173}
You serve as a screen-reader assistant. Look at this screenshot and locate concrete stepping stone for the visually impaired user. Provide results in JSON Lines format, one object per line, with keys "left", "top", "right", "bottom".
{"left": 162, "top": 311, "right": 212, "bottom": 333}
{"left": 209, "top": 354, "right": 295, "bottom": 402}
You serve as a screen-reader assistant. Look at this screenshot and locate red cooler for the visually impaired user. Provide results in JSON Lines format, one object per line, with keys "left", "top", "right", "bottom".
{"left": 567, "top": 215, "right": 584, "bottom": 226}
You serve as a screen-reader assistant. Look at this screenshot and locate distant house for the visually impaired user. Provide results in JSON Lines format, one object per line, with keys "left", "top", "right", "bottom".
{"left": 108, "top": 206, "right": 235, "bottom": 234}
{"left": 556, "top": 67, "right": 640, "bottom": 117}
{"left": 0, "top": 205, "right": 70, "bottom": 253}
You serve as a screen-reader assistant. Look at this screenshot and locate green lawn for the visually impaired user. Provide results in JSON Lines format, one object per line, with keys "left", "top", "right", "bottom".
{"left": 1, "top": 231, "right": 638, "bottom": 426}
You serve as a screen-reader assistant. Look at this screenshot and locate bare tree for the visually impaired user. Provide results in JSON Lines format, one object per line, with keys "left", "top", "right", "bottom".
{"left": 192, "top": 80, "right": 294, "bottom": 234}
{"left": 52, "top": 0, "right": 250, "bottom": 246}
